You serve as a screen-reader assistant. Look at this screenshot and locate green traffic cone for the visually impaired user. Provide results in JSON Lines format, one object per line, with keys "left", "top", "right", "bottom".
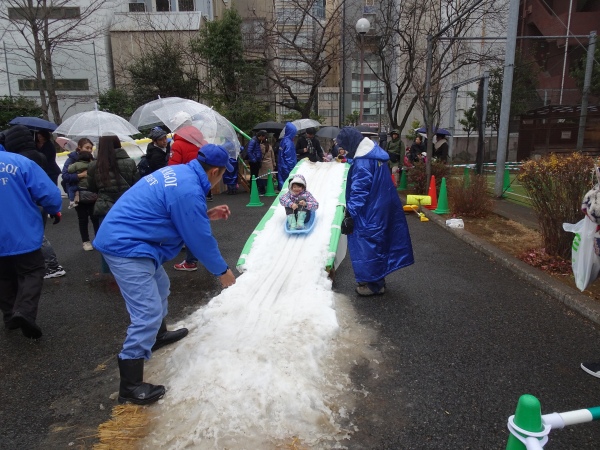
{"left": 463, "top": 166, "right": 471, "bottom": 188}
{"left": 246, "top": 176, "right": 264, "bottom": 207}
{"left": 506, "top": 394, "right": 544, "bottom": 450}
{"left": 398, "top": 169, "right": 408, "bottom": 190}
{"left": 433, "top": 177, "right": 450, "bottom": 214}
{"left": 503, "top": 168, "right": 513, "bottom": 194}
{"left": 265, "top": 171, "right": 276, "bottom": 197}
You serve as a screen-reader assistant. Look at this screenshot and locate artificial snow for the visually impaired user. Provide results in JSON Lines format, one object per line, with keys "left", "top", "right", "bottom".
{"left": 142, "top": 162, "right": 377, "bottom": 449}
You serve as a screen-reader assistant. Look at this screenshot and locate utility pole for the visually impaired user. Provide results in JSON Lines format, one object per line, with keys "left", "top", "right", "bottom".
{"left": 494, "top": 0, "right": 520, "bottom": 198}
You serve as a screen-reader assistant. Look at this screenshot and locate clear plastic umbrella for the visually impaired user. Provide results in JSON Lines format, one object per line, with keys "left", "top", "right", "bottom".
{"left": 279, "top": 119, "right": 321, "bottom": 138}
{"left": 55, "top": 109, "right": 140, "bottom": 143}
{"left": 153, "top": 101, "right": 240, "bottom": 159}
{"left": 129, "top": 96, "right": 187, "bottom": 129}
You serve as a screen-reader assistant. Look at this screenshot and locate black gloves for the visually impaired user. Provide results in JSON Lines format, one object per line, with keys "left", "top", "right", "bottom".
{"left": 341, "top": 214, "right": 354, "bottom": 235}
{"left": 50, "top": 212, "right": 61, "bottom": 225}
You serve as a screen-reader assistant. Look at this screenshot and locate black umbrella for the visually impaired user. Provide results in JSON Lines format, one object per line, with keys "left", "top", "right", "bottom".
{"left": 252, "top": 121, "right": 285, "bottom": 133}
{"left": 316, "top": 126, "right": 340, "bottom": 139}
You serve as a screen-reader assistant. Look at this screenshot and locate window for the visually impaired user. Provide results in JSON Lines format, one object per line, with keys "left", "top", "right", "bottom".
{"left": 242, "top": 20, "right": 265, "bottom": 50}
{"left": 129, "top": 2, "right": 146, "bottom": 12}
{"left": 19, "top": 79, "right": 89, "bottom": 91}
{"left": 178, "top": 0, "right": 194, "bottom": 11}
{"left": 156, "top": 0, "right": 170, "bottom": 12}
{"left": 319, "top": 109, "right": 338, "bottom": 117}
{"left": 319, "top": 92, "right": 339, "bottom": 101}
{"left": 276, "top": 7, "right": 303, "bottom": 24}
{"left": 8, "top": 7, "right": 81, "bottom": 20}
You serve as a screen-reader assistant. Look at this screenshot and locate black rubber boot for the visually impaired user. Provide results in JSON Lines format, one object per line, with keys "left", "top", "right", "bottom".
{"left": 117, "top": 358, "right": 165, "bottom": 405}
{"left": 151, "top": 319, "right": 189, "bottom": 352}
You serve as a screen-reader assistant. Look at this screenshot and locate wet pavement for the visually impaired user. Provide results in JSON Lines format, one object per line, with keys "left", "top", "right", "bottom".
{"left": 1, "top": 191, "right": 600, "bottom": 449}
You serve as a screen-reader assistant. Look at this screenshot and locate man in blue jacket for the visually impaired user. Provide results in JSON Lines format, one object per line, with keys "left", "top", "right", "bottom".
{"left": 0, "top": 145, "right": 62, "bottom": 339}
{"left": 93, "top": 144, "right": 236, "bottom": 405}
{"left": 336, "top": 127, "right": 414, "bottom": 296}
{"left": 277, "top": 122, "right": 298, "bottom": 191}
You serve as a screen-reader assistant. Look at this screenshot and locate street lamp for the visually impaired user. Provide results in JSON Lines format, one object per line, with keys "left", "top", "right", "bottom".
{"left": 355, "top": 18, "right": 370, "bottom": 125}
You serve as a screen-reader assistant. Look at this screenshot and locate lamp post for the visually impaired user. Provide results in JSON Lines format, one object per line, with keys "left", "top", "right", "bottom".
{"left": 356, "top": 18, "right": 370, "bottom": 126}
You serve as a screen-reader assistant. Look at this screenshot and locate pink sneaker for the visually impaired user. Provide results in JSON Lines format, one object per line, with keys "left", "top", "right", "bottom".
{"left": 174, "top": 260, "right": 198, "bottom": 271}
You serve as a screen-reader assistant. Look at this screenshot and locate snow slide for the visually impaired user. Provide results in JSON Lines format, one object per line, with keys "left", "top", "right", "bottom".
{"left": 142, "top": 161, "right": 354, "bottom": 449}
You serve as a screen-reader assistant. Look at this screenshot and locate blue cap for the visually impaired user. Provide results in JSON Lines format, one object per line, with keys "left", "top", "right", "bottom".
{"left": 197, "top": 144, "right": 234, "bottom": 172}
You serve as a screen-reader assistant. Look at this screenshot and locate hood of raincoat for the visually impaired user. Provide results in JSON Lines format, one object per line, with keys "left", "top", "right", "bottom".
{"left": 283, "top": 122, "right": 298, "bottom": 140}
{"left": 336, "top": 127, "right": 365, "bottom": 159}
{"left": 338, "top": 127, "right": 389, "bottom": 162}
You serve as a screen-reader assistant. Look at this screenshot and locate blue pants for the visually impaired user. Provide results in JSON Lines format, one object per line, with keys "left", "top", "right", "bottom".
{"left": 185, "top": 248, "right": 198, "bottom": 264}
{"left": 102, "top": 254, "right": 170, "bottom": 360}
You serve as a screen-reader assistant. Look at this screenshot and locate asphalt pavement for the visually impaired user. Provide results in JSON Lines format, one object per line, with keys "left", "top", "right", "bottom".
{"left": 1, "top": 191, "right": 600, "bottom": 449}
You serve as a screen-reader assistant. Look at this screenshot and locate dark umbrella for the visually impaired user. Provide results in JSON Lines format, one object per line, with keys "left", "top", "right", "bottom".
{"left": 316, "top": 126, "right": 340, "bottom": 139}
{"left": 416, "top": 126, "right": 451, "bottom": 136}
{"left": 9, "top": 116, "right": 57, "bottom": 132}
{"left": 252, "top": 121, "right": 285, "bottom": 133}
{"left": 354, "top": 125, "right": 379, "bottom": 137}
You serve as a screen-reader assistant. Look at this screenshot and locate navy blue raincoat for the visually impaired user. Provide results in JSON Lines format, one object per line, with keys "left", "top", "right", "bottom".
{"left": 277, "top": 122, "right": 297, "bottom": 189}
{"left": 337, "top": 127, "right": 414, "bottom": 282}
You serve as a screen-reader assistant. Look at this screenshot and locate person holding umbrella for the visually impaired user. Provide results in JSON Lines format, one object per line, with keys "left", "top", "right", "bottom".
{"left": 145, "top": 127, "right": 171, "bottom": 173}
{"left": 277, "top": 122, "right": 298, "bottom": 191}
{"left": 35, "top": 130, "right": 61, "bottom": 185}
{"left": 93, "top": 144, "right": 236, "bottom": 405}
{"left": 167, "top": 112, "right": 210, "bottom": 271}
{"left": 433, "top": 133, "right": 449, "bottom": 163}
{"left": 295, "top": 127, "right": 324, "bottom": 163}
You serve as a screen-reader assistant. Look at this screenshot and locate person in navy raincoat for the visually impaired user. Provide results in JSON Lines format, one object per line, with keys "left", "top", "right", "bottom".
{"left": 93, "top": 144, "right": 236, "bottom": 405}
{"left": 277, "top": 122, "right": 297, "bottom": 190}
{"left": 336, "top": 127, "right": 414, "bottom": 296}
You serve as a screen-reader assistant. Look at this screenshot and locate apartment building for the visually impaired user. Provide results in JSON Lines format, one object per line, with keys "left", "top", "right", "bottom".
{"left": 0, "top": 0, "right": 226, "bottom": 123}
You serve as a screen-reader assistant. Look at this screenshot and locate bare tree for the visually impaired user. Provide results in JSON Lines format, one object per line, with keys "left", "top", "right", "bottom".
{"left": 0, "top": 0, "right": 111, "bottom": 123}
{"left": 249, "top": 0, "right": 344, "bottom": 118}
{"left": 355, "top": 0, "right": 506, "bottom": 151}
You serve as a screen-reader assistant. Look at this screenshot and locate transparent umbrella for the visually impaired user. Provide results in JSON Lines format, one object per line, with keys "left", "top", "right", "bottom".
{"left": 279, "top": 119, "right": 321, "bottom": 138}
{"left": 55, "top": 108, "right": 140, "bottom": 143}
{"left": 153, "top": 102, "right": 240, "bottom": 159}
{"left": 129, "top": 96, "right": 187, "bottom": 129}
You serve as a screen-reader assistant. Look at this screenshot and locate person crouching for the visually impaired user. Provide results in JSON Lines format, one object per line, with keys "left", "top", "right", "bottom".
{"left": 93, "top": 144, "right": 236, "bottom": 405}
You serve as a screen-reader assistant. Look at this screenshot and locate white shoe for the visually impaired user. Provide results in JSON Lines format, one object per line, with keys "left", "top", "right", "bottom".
{"left": 83, "top": 241, "right": 94, "bottom": 251}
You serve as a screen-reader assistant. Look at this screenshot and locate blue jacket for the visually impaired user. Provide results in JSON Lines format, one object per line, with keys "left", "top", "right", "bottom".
{"left": 93, "top": 160, "right": 228, "bottom": 275}
{"left": 222, "top": 157, "right": 239, "bottom": 186}
{"left": 245, "top": 137, "right": 262, "bottom": 164}
{"left": 340, "top": 129, "right": 414, "bottom": 282}
{"left": 61, "top": 150, "right": 80, "bottom": 188}
{"left": 277, "top": 122, "right": 297, "bottom": 189}
{"left": 0, "top": 148, "right": 62, "bottom": 256}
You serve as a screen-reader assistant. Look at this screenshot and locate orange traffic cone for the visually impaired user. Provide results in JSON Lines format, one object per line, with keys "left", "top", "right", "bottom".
{"left": 391, "top": 172, "right": 397, "bottom": 187}
{"left": 425, "top": 175, "right": 437, "bottom": 210}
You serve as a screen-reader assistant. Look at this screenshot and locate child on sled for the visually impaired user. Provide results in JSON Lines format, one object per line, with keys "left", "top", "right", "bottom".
{"left": 279, "top": 174, "right": 319, "bottom": 230}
